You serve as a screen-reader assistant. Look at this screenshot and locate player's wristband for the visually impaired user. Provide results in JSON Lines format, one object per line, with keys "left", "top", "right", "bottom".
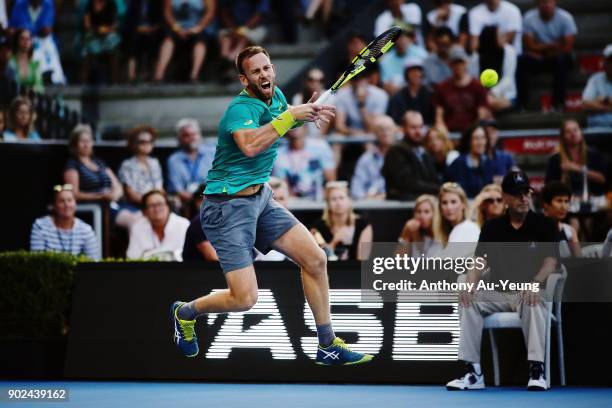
{"left": 271, "top": 110, "right": 296, "bottom": 137}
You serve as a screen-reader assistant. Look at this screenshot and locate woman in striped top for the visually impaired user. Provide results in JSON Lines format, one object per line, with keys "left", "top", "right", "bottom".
{"left": 30, "top": 184, "right": 100, "bottom": 260}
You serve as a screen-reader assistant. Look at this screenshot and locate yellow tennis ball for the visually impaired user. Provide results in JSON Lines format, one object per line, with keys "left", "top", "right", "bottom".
{"left": 480, "top": 69, "right": 499, "bottom": 88}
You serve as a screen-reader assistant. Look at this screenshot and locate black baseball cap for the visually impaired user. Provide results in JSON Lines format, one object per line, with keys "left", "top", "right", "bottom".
{"left": 502, "top": 170, "right": 531, "bottom": 195}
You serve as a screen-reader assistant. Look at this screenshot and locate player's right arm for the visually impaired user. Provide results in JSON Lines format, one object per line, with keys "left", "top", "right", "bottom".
{"left": 233, "top": 98, "right": 333, "bottom": 158}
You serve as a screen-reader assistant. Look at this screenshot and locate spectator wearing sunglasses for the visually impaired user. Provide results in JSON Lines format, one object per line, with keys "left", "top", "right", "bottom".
{"left": 471, "top": 183, "right": 504, "bottom": 228}
{"left": 292, "top": 67, "right": 334, "bottom": 137}
{"left": 30, "top": 184, "right": 100, "bottom": 260}
{"left": 117, "top": 125, "right": 164, "bottom": 228}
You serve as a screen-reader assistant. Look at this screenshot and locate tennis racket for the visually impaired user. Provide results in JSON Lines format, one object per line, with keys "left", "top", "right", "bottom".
{"left": 314, "top": 26, "right": 402, "bottom": 106}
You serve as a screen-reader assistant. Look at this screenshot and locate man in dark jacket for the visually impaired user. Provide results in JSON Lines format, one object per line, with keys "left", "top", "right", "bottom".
{"left": 382, "top": 110, "right": 440, "bottom": 200}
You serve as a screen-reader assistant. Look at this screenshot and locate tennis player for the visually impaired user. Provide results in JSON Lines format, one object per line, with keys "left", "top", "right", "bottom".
{"left": 171, "top": 45, "right": 373, "bottom": 366}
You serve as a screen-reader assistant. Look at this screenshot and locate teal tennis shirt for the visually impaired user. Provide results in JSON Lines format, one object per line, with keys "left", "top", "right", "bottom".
{"left": 205, "top": 86, "right": 290, "bottom": 195}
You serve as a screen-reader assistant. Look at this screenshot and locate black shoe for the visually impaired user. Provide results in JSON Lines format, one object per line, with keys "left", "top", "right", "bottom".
{"left": 527, "top": 361, "right": 547, "bottom": 391}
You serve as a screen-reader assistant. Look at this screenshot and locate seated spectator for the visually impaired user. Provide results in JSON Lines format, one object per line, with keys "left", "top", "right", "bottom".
{"left": 218, "top": 0, "right": 270, "bottom": 75}
{"left": 424, "top": 0, "right": 468, "bottom": 50}
{"left": 468, "top": 0, "right": 522, "bottom": 53}
{"left": 334, "top": 74, "right": 389, "bottom": 135}
{"left": 127, "top": 189, "right": 190, "bottom": 260}
{"left": 154, "top": 0, "right": 215, "bottom": 82}
{"left": 81, "top": 0, "right": 121, "bottom": 83}
{"left": 545, "top": 119, "right": 607, "bottom": 197}
{"left": 9, "top": 28, "right": 43, "bottom": 92}
{"left": 310, "top": 181, "right": 373, "bottom": 261}
{"left": 541, "top": 181, "right": 580, "bottom": 257}
{"left": 434, "top": 181, "right": 480, "bottom": 247}
{"left": 182, "top": 183, "right": 218, "bottom": 261}
{"left": 433, "top": 46, "right": 489, "bottom": 132}
{"left": 447, "top": 125, "right": 495, "bottom": 198}
{"left": 30, "top": 184, "right": 100, "bottom": 260}
{"left": 1, "top": 30, "right": 18, "bottom": 107}
{"left": 382, "top": 111, "right": 439, "bottom": 200}
{"left": 374, "top": 0, "right": 423, "bottom": 47}
{"left": 380, "top": 28, "right": 427, "bottom": 95}
{"left": 292, "top": 67, "right": 333, "bottom": 136}
{"left": 386, "top": 58, "right": 434, "bottom": 125}
{"left": 3, "top": 96, "right": 40, "bottom": 141}
{"left": 118, "top": 125, "right": 164, "bottom": 227}
{"left": 517, "top": 0, "right": 577, "bottom": 111}
{"left": 582, "top": 44, "right": 612, "bottom": 127}
{"left": 397, "top": 194, "right": 440, "bottom": 256}
{"left": 516, "top": 0, "right": 578, "bottom": 112}
{"left": 63, "top": 124, "right": 126, "bottom": 221}
{"left": 351, "top": 115, "right": 396, "bottom": 200}
{"left": 423, "top": 26, "right": 453, "bottom": 86}
{"left": 273, "top": 126, "right": 335, "bottom": 200}
{"left": 469, "top": 26, "right": 517, "bottom": 112}
{"left": 123, "top": 0, "right": 164, "bottom": 82}
{"left": 9, "top": 0, "right": 66, "bottom": 84}
{"left": 166, "top": 118, "right": 215, "bottom": 213}
{"left": 256, "top": 177, "right": 288, "bottom": 261}
{"left": 481, "top": 119, "right": 515, "bottom": 182}
{"left": 424, "top": 125, "right": 458, "bottom": 183}
{"left": 471, "top": 183, "right": 504, "bottom": 227}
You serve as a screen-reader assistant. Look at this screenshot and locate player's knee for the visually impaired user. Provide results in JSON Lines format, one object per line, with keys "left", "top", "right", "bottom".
{"left": 235, "top": 290, "right": 258, "bottom": 311}
{"left": 303, "top": 247, "right": 327, "bottom": 276}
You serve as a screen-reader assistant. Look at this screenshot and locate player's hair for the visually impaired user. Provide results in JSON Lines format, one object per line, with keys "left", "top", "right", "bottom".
{"left": 141, "top": 189, "right": 170, "bottom": 211}
{"left": 322, "top": 181, "right": 358, "bottom": 229}
{"left": 541, "top": 181, "right": 572, "bottom": 205}
{"left": 459, "top": 124, "right": 489, "bottom": 155}
{"left": 433, "top": 182, "right": 470, "bottom": 246}
{"left": 558, "top": 119, "right": 587, "bottom": 186}
{"left": 474, "top": 184, "right": 503, "bottom": 227}
{"left": 425, "top": 125, "right": 454, "bottom": 158}
{"left": 8, "top": 96, "right": 36, "bottom": 135}
{"left": 126, "top": 125, "right": 157, "bottom": 153}
{"left": 236, "top": 46, "right": 270, "bottom": 76}
{"left": 68, "top": 124, "right": 94, "bottom": 156}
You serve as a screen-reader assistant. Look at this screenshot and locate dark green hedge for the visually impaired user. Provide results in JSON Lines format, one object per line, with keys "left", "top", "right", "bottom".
{"left": 0, "top": 251, "right": 85, "bottom": 339}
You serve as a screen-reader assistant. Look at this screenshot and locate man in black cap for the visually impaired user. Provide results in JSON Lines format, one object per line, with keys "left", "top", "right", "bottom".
{"left": 446, "top": 170, "right": 559, "bottom": 391}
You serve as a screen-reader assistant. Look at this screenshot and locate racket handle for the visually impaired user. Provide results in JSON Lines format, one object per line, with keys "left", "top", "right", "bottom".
{"left": 314, "top": 89, "right": 333, "bottom": 106}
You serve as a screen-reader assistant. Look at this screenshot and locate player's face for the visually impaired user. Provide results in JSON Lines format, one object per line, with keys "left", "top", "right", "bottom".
{"left": 144, "top": 193, "right": 170, "bottom": 225}
{"left": 415, "top": 201, "right": 434, "bottom": 229}
{"left": 240, "top": 53, "right": 276, "bottom": 103}
{"left": 470, "top": 127, "right": 487, "bottom": 156}
{"left": 440, "top": 192, "right": 465, "bottom": 226}
{"left": 55, "top": 191, "right": 76, "bottom": 219}
{"left": 544, "top": 195, "right": 570, "bottom": 221}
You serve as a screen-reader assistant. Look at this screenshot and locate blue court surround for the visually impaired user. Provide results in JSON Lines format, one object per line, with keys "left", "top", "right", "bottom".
{"left": 1, "top": 382, "right": 611, "bottom": 408}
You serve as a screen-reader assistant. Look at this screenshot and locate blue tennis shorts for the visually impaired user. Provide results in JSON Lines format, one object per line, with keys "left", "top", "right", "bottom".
{"left": 200, "top": 183, "right": 299, "bottom": 273}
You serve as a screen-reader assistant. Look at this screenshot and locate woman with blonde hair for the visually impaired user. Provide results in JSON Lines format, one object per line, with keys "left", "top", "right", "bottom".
{"left": 433, "top": 182, "right": 480, "bottom": 247}
{"left": 545, "top": 119, "right": 606, "bottom": 198}
{"left": 471, "top": 183, "right": 505, "bottom": 227}
{"left": 397, "top": 194, "right": 440, "bottom": 255}
{"left": 311, "top": 181, "right": 373, "bottom": 260}
{"left": 424, "top": 125, "right": 458, "bottom": 183}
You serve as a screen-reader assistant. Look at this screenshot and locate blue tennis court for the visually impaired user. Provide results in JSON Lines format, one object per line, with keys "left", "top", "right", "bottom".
{"left": 1, "top": 382, "right": 611, "bottom": 408}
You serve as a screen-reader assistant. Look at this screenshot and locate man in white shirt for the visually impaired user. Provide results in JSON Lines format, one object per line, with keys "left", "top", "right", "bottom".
{"left": 127, "top": 190, "right": 190, "bottom": 260}
{"left": 468, "top": 0, "right": 522, "bottom": 53}
{"left": 374, "top": 0, "right": 423, "bottom": 46}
